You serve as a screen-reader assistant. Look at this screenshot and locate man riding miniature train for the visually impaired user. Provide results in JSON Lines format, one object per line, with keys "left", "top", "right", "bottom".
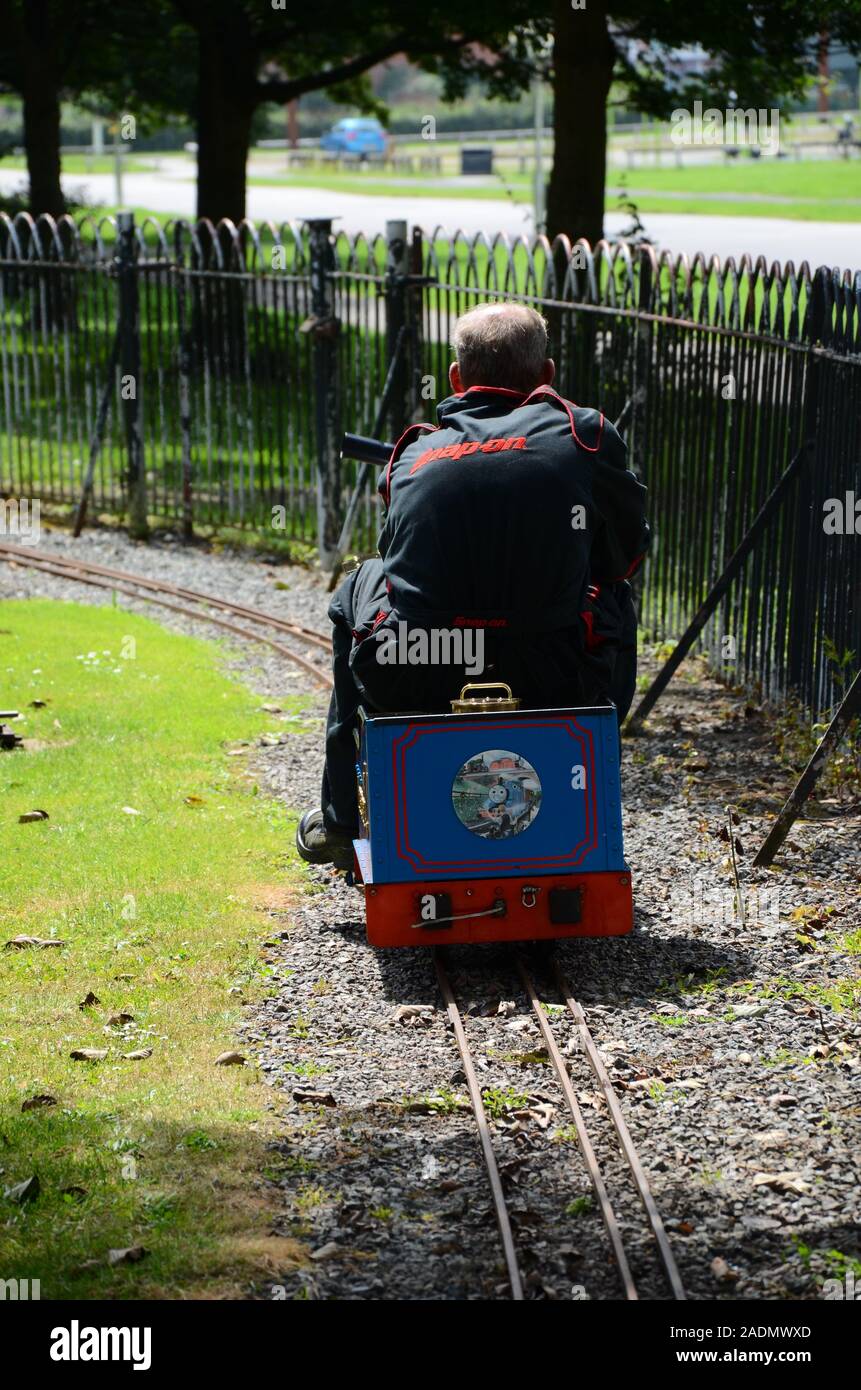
{"left": 297, "top": 302, "right": 650, "bottom": 870}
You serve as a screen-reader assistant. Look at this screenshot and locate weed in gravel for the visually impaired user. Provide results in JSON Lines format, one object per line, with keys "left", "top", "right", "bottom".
{"left": 482, "top": 1087, "right": 530, "bottom": 1119}
{"left": 744, "top": 977, "right": 860, "bottom": 1015}
{"left": 657, "top": 967, "right": 729, "bottom": 999}
{"left": 651, "top": 1012, "right": 688, "bottom": 1027}
{"left": 370, "top": 1205, "right": 394, "bottom": 1222}
{"left": 289, "top": 1062, "right": 331, "bottom": 1079}
{"left": 295, "top": 1184, "right": 328, "bottom": 1214}
{"left": 281, "top": 1156, "right": 316, "bottom": 1177}
{"left": 402, "top": 1089, "right": 464, "bottom": 1115}
{"left": 552, "top": 1124, "right": 579, "bottom": 1143}
{"left": 564, "top": 1195, "right": 593, "bottom": 1217}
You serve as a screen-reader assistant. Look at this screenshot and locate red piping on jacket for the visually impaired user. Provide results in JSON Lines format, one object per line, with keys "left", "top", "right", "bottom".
{"left": 580, "top": 609, "right": 606, "bottom": 651}
{"left": 384, "top": 422, "right": 438, "bottom": 508}
{"left": 454, "top": 384, "right": 529, "bottom": 400}
{"left": 520, "top": 384, "right": 605, "bottom": 454}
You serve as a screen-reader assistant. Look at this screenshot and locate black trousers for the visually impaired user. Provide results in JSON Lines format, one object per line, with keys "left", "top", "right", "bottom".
{"left": 321, "top": 559, "right": 638, "bottom": 836}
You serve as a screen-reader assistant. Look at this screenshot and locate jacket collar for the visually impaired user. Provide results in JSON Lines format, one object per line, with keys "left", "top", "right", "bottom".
{"left": 436, "top": 385, "right": 526, "bottom": 423}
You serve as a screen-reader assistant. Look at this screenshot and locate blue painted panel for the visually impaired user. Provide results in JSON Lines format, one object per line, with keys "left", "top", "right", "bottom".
{"left": 357, "top": 707, "right": 626, "bottom": 884}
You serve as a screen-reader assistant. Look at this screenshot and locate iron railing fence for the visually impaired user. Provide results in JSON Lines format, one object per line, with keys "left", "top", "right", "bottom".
{"left": 0, "top": 210, "right": 859, "bottom": 716}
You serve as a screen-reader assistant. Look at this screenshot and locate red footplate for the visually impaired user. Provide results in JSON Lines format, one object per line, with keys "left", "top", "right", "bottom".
{"left": 362, "top": 871, "right": 633, "bottom": 948}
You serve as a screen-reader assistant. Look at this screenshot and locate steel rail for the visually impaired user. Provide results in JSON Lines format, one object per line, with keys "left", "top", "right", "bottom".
{"left": 0, "top": 541, "right": 332, "bottom": 651}
{"left": 553, "top": 960, "right": 686, "bottom": 1300}
{"left": 516, "top": 957, "right": 639, "bottom": 1300}
{"left": 0, "top": 549, "right": 334, "bottom": 690}
{"left": 433, "top": 950, "right": 525, "bottom": 1300}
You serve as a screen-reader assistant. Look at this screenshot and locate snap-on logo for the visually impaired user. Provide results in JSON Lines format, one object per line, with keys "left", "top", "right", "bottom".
{"left": 408, "top": 436, "right": 527, "bottom": 475}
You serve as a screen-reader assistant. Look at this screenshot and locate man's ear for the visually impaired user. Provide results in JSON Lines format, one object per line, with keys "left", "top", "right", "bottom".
{"left": 449, "top": 362, "right": 464, "bottom": 394}
{"left": 540, "top": 358, "right": 556, "bottom": 386}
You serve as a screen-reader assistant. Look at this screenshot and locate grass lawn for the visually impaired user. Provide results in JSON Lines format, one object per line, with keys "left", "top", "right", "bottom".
{"left": 245, "top": 155, "right": 861, "bottom": 222}
{"left": 0, "top": 598, "right": 312, "bottom": 1298}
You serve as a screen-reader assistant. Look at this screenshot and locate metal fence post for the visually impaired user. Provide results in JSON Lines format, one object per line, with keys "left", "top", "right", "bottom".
{"left": 385, "top": 219, "right": 410, "bottom": 440}
{"left": 306, "top": 218, "right": 340, "bottom": 568}
{"left": 116, "top": 211, "right": 148, "bottom": 540}
{"left": 631, "top": 247, "right": 653, "bottom": 484}
{"left": 174, "top": 230, "right": 194, "bottom": 541}
{"left": 409, "top": 225, "right": 425, "bottom": 416}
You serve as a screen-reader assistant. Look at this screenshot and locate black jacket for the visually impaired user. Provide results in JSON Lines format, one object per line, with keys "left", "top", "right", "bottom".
{"left": 376, "top": 386, "right": 648, "bottom": 652}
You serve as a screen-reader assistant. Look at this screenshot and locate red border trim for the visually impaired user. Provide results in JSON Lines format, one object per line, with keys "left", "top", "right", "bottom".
{"left": 390, "top": 718, "right": 598, "bottom": 874}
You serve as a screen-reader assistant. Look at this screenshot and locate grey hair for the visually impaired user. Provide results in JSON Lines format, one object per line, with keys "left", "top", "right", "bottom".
{"left": 451, "top": 302, "right": 549, "bottom": 393}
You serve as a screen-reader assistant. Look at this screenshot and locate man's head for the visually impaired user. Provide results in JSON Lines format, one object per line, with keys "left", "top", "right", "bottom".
{"left": 449, "top": 302, "right": 555, "bottom": 396}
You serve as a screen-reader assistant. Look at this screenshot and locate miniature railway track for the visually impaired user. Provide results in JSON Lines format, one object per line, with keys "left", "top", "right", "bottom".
{"left": 3, "top": 540, "right": 683, "bottom": 1299}
{"left": 434, "top": 947, "right": 686, "bottom": 1302}
{"left": 0, "top": 541, "right": 335, "bottom": 691}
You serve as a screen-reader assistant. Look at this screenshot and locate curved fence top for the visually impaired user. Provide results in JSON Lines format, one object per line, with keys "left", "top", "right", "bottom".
{"left": 2, "top": 210, "right": 856, "bottom": 354}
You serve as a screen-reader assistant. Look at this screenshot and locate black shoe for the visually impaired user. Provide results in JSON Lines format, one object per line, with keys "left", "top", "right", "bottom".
{"left": 296, "top": 809, "right": 354, "bottom": 871}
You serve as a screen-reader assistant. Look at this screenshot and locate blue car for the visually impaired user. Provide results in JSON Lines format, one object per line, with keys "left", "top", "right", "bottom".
{"left": 320, "top": 117, "right": 387, "bottom": 158}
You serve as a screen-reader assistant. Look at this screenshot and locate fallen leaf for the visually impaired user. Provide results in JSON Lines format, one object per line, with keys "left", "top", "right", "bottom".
{"left": 214, "top": 1051, "right": 246, "bottom": 1066}
{"left": 21, "top": 1094, "right": 57, "bottom": 1112}
{"left": 4, "top": 1175, "right": 40, "bottom": 1204}
{"left": 752, "top": 1170, "right": 810, "bottom": 1195}
{"left": 497, "top": 999, "right": 517, "bottom": 1017}
{"left": 106, "top": 1011, "right": 135, "bottom": 1027}
{"left": 79, "top": 991, "right": 100, "bottom": 1009}
{"left": 711, "top": 1256, "right": 739, "bottom": 1283}
{"left": 732, "top": 1002, "right": 768, "bottom": 1019}
{"left": 184, "top": 795, "right": 205, "bottom": 807}
{"left": 392, "top": 1004, "right": 433, "bottom": 1025}
{"left": 107, "top": 1246, "right": 148, "bottom": 1266}
{"left": 121, "top": 806, "right": 141, "bottom": 816}
{"left": 510, "top": 1102, "right": 556, "bottom": 1129}
{"left": 292, "top": 1088, "right": 336, "bottom": 1106}
{"left": 310, "top": 1242, "right": 340, "bottom": 1261}
{"left": 28, "top": 699, "right": 48, "bottom": 709}
{"left": 121, "top": 1048, "right": 152, "bottom": 1061}
{"left": 261, "top": 703, "right": 283, "bottom": 714}
{"left": 18, "top": 809, "right": 49, "bottom": 823}
{"left": 69, "top": 1048, "right": 108, "bottom": 1062}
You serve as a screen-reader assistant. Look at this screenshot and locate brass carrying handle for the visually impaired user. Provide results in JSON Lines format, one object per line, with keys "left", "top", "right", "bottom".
{"left": 457, "top": 682, "right": 514, "bottom": 701}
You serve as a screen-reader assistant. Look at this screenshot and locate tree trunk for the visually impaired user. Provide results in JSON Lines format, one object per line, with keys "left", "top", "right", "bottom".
{"left": 195, "top": 28, "right": 256, "bottom": 224}
{"left": 22, "top": 82, "right": 65, "bottom": 220}
{"left": 546, "top": 0, "right": 616, "bottom": 246}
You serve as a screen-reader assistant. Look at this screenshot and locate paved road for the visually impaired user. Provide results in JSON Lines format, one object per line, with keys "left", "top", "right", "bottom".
{"left": 2, "top": 165, "right": 858, "bottom": 272}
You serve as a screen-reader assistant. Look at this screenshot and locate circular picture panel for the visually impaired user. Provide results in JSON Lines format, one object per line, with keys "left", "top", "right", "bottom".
{"left": 452, "top": 749, "right": 542, "bottom": 840}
